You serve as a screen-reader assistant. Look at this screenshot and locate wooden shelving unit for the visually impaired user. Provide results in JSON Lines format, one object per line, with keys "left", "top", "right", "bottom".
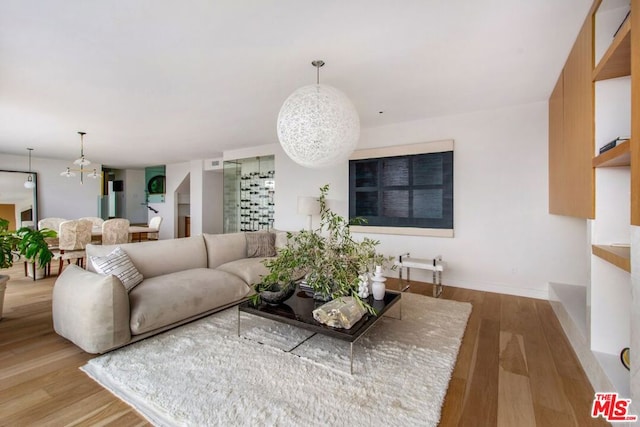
{"left": 592, "top": 244, "right": 631, "bottom": 272}
{"left": 593, "top": 16, "right": 631, "bottom": 81}
{"left": 549, "top": 0, "right": 636, "bottom": 401}
{"left": 592, "top": 140, "right": 631, "bottom": 167}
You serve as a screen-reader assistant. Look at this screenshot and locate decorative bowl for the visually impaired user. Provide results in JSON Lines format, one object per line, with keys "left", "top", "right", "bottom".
{"left": 259, "top": 282, "right": 296, "bottom": 305}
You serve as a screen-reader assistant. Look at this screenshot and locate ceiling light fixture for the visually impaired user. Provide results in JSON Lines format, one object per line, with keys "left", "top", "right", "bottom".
{"left": 277, "top": 60, "right": 360, "bottom": 169}
{"left": 61, "top": 131, "right": 100, "bottom": 184}
{"left": 24, "top": 148, "right": 35, "bottom": 189}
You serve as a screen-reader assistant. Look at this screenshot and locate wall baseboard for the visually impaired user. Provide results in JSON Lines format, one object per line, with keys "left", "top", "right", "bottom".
{"left": 387, "top": 268, "right": 550, "bottom": 300}
{"left": 441, "top": 278, "right": 549, "bottom": 300}
{"left": 548, "top": 291, "right": 615, "bottom": 396}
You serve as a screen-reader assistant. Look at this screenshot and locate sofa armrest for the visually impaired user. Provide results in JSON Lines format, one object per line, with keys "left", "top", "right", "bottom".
{"left": 52, "top": 264, "right": 131, "bottom": 353}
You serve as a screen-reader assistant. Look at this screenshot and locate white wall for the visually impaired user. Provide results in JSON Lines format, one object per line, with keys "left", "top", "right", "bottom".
{"left": 124, "top": 169, "right": 148, "bottom": 224}
{"left": 162, "top": 161, "right": 223, "bottom": 237}
{"left": 189, "top": 160, "right": 204, "bottom": 236}
{"left": 0, "top": 153, "right": 102, "bottom": 221}
{"left": 152, "top": 161, "right": 189, "bottom": 240}
{"left": 162, "top": 101, "right": 588, "bottom": 299}
{"left": 274, "top": 101, "right": 589, "bottom": 299}
{"left": 273, "top": 143, "right": 348, "bottom": 232}
{"left": 203, "top": 170, "right": 223, "bottom": 234}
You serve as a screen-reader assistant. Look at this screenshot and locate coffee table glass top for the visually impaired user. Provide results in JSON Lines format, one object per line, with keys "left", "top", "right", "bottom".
{"left": 238, "top": 286, "right": 401, "bottom": 342}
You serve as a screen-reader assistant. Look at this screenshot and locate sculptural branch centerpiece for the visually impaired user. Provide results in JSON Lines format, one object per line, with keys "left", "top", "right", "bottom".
{"left": 251, "top": 185, "right": 392, "bottom": 312}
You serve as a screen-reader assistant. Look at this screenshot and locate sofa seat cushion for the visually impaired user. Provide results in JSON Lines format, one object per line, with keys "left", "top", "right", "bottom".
{"left": 216, "top": 257, "right": 274, "bottom": 286}
{"left": 129, "top": 268, "right": 250, "bottom": 335}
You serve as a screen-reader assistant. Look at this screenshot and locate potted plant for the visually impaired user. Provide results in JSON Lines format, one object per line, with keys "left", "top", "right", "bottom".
{"left": 250, "top": 185, "right": 393, "bottom": 312}
{"left": 15, "top": 226, "right": 57, "bottom": 279}
{"left": 249, "top": 245, "right": 302, "bottom": 306}
{"left": 0, "top": 218, "right": 19, "bottom": 319}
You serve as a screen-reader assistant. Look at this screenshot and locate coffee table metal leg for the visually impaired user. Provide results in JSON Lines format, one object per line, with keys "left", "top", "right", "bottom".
{"left": 350, "top": 342, "right": 354, "bottom": 375}
{"left": 237, "top": 307, "right": 240, "bottom": 337}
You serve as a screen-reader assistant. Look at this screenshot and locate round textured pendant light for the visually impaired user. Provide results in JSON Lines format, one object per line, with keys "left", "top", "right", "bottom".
{"left": 277, "top": 60, "right": 360, "bottom": 169}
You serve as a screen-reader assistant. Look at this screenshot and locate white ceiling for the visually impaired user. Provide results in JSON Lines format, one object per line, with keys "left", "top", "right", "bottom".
{"left": 0, "top": 0, "right": 592, "bottom": 169}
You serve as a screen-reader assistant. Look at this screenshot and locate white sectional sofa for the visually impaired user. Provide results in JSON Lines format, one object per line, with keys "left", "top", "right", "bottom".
{"left": 52, "top": 232, "right": 281, "bottom": 353}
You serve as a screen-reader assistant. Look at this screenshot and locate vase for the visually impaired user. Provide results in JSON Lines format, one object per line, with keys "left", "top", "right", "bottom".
{"left": 357, "top": 274, "right": 370, "bottom": 298}
{"left": 371, "top": 265, "right": 386, "bottom": 300}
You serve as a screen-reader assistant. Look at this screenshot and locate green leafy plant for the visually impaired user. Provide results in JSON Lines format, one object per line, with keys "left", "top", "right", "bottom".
{"left": 15, "top": 226, "right": 57, "bottom": 267}
{"left": 252, "top": 184, "right": 394, "bottom": 311}
{"left": 0, "top": 218, "right": 19, "bottom": 269}
{"left": 0, "top": 217, "right": 57, "bottom": 273}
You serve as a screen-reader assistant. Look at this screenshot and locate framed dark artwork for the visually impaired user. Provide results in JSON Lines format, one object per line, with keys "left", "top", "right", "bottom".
{"left": 349, "top": 140, "right": 454, "bottom": 237}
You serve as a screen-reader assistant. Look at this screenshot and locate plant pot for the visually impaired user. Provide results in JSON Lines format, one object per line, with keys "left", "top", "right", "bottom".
{"left": 0, "top": 274, "right": 8, "bottom": 320}
{"left": 26, "top": 262, "right": 45, "bottom": 280}
{"left": 313, "top": 291, "right": 332, "bottom": 302}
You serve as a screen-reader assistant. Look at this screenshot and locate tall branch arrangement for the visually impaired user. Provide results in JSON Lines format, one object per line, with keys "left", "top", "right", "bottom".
{"left": 257, "top": 185, "right": 392, "bottom": 310}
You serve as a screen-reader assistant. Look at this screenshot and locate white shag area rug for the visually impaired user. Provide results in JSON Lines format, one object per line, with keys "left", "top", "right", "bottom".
{"left": 81, "top": 293, "right": 471, "bottom": 427}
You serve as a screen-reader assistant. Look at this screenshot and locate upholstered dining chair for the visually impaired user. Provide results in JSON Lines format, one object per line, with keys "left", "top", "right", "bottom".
{"left": 57, "top": 219, "right": 93, "bottom": 273}
{"left": 79, "top": 216, "right": 105, "bottom": 227}
{"left": 80, "top": 216, "right": 105, "bottom": 243}
{"left": 101, "top": 218, "right": 130, "bottom": 245}
{"left": 148, "top": 216, "right": 163, "bottom": 240}
{"left": 37, "top": 217, "right": 66, "bottom": 233}
{"left": 37, "top": 217, "right": 66, "bottom": 250}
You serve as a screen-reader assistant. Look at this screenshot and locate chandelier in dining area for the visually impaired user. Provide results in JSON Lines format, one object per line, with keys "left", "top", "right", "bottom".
{"left": 60, "top": 131, "right": 100, "bottom": 184}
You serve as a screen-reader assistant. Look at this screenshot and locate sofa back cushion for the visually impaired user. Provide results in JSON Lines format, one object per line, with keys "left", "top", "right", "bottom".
{"left": 203, "top": 233, "right": 247, "bottom": 268}
{"left": 86, "top": 236, "right": 207, "bottom": 279}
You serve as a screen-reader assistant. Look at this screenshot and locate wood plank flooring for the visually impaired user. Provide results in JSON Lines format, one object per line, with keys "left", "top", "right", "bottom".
{"left": 0, "top": 265, "right": 607, "bottom": 426}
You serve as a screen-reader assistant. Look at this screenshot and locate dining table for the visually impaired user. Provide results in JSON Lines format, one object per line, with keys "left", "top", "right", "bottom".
{"left": 91, "top": 225, "right": 157, "bottom": 242}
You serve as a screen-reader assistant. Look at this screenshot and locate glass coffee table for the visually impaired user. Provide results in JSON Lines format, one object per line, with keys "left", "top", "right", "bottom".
{"left": 237, "top": 286, "right": 402, "bottom": 374}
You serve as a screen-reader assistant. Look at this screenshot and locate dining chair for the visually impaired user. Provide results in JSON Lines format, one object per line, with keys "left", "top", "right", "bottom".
{"left": 36, "top": 217, "right": 65, "bottom": 252}
{"left": 37, "top": 217, "right": 66, "bottom": 232}
{"left": 79, "top": 216, "right": 105, "bottom": 227}
{"left": 57, "top": 219, "right": 93, "bottom": 273}
{"left": 101, "top": 218, "right": 130, "bottom": 245}
{"left": 80, "top": 216, "right": 105, "bottom": 243}
{"left": 148, "top": 216, "right": 163, "bottom": 240}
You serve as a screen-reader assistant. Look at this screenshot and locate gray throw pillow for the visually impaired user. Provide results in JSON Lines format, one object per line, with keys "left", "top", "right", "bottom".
{"left": 246, "top": 231, "right": 276, "bottom": 258}
{"left": 90, "top": 247, "right": 144, "bottom": 292}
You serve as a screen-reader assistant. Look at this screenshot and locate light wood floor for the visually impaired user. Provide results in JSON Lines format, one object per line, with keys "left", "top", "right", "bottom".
{"left": 0, "top": 264, "right": 606, "bottom": 426}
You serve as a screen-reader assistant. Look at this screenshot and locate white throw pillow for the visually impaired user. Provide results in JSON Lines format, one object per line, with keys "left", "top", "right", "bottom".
{"left": 90, "top": 247, "right": 144, "bottom": 292}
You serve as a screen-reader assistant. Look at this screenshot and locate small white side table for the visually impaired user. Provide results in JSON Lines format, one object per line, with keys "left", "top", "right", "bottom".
{"left": 394, "top": 253, "right": 445, "bottom": 297}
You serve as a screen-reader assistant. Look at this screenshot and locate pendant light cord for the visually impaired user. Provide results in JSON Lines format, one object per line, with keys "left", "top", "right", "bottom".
{"left": 79, "top": 131, "right": 86, "bottom": 160}
{"left": 312, "top": 60, "right": 324, "bottom": 85}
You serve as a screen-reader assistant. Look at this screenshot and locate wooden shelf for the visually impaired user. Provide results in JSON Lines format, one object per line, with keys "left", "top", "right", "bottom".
{"left": 592, "top": 140, "right": 631, "bottom": 167}
{"left": 593, "top": 17, "right": 631, "bottom": 81}
{"left": 592, "top": 244, "right": 631, "bottom": 272}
